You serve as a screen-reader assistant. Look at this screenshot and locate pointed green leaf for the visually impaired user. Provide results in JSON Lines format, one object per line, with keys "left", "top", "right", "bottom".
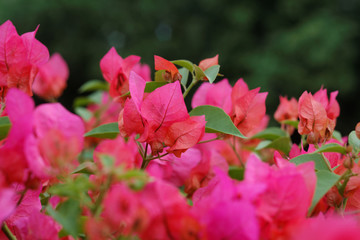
{"left": 255, "top": 136, "right": 291, "bottom": 155}
{"left": 189, "top": 105, "right": 245, "bottom": 138}
{"left": 309, "top": 170, "right": 341, "bottom": 213}
{"left": 78, "top": 80, "right": 109, "bottom": 93}
{"left": 290, "top": 153, "right": 330, "bottom": 171}
{"left": 252, "top": 127, "right": 287, "bottom": 140}
{"left": 280, "top": 120, "right": 299, "bottom": 129}
{"left": 171, "top": 59, "right": 194, "bottom": 72}
{"left": 178, "top": 68, "right": 189, "bottom": 89}
{"left": 71, "top": 162, "right": 95, "bottom": 174}
{"left": 0, "top": 116, "right": 11, "bottom": 141}
{"left": 204, "top": 65, "right": 220, "bottom": 83}
{"left": 332, "top": 130, "right": 342, "bottom": 141}
{"left": 349, "top": 131, "right": 360, "bottom": 152}
{"left": 193, "top": 65, "right": 207, "bottom": 81}
{"left": 313, "top": 143, "right": 347, "bottom": 154}
{"left": 84, "top": 122, "right": 119, "bottom": 139}
{"left": 144, "top": 81, "right": 167, "bottom": 92}
{"left": 75, "top": 107, "right": 92, "bottom": 121}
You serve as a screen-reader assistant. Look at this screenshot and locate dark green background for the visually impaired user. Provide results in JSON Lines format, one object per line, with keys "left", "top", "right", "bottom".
{"left": 1, "top": 0, "right": 359, "bottom": 134}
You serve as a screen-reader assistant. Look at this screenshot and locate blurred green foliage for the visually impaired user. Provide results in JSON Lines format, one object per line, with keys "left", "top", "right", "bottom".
{"left": 0, "top": 0, "right": 359, "bottom": 133}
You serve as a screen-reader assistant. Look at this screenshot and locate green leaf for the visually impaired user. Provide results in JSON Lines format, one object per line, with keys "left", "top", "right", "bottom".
{"left": 204, "top": 65, "right": 220, "bottom": 83}
{"left": 154, "top": 70, "right": 166, "bottom": 82}
{"left": 73, "top": 91, "right": 103, "bottom": 108}
{"left": 252, "top": 127, "right": 287, "bottom": 140}
{"left": 349, "top": 131, "right": 360, "bottom": 152}
{"left": 332, "top": 130, "right": 342, "bottom": 141}
{"left": 71, "top": 162, "right": 95, "bottom": 174}
{"left": 193, "top": 65, "right": 207, "bottom": 81}
{"left": 290, "top": 153, "right": 330, "bottom": 171}
{"left": 0, "top": 116, "right": 11, "bottom": 141}
{"left": 84, "top": 122, "right": 119, "bottom": 139}
{"left": 309, "top": 170, "right": 341, "bottom": 213}
{"left": 144, "top": 81, "right": 167, "bottom": 92}
{"left": 78, "top": 80, "right": 108, "bottom": 93}
{"left": 74, "top": 107, "right": 92, "bottom": 121}
{"left": 178, "top": 67, "right": 189, "bottom": 89}
{"left": 280, "top": 120, "right": 299, "bottom": 129}
{"left": 189, "top": 105, "right": 245, "bottom": 138}
{"left": 47, "top": 199, "right": 82, "bottom": 238}
{"left": 228, "top": 166, "right": 244, "bottom": 181}
{"left": 171, "top": 59, "right": 194, "bottom": 72}
{"left": 255, "top": 136, "right": 291, "bottom": 155}
{"left": 313, "top": 143, "right": 347, "bottom": 154}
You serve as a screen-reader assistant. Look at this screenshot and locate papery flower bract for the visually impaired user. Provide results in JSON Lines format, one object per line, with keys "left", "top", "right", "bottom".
{"left": 93, "top": 136, "right": 142, "bottom": 170}
{"left": 199, "top": 54, "right": 219, "bottom": 71}
{"left": 147, "top": 148, "right": 202, "bottom": 187}
{"left": 274, "top": 96, "right": 298, "bottom": 122}
{"left": 120, "top": 71, "right": 203, "bottom": 156}
{"left": 154, "top": 55, "right": 181, "bottom": 82}
{"left": 192, "top": 168, "right": 261, "bottom": 240}
{"left": 139, "top": 179, "right": 202, "bottom": 239}
{"left": 0, "top": 20, "right": 49, "bottom": 99}
{"left": 164, "top": 116, "right": 206, "bottom": 157}
{"left": 192, "top": 78, "right": 232, "bottom": 114}
{"left": 32, "top": 53, "right": 69, "bottom": 100}
{"left": 291, "top": 215, "right": 360, "bottom": 240}
{"left": 245, "top": 154, "right": 316, "bottom": 239}
{"left": 298, "top": 88, "right": 340, "bottom": 143}
{"left": 231, "top": 78, "right": 268, "bottom": 137}
{"left": 100, "top": 47, "right": 150, "bottom": 101}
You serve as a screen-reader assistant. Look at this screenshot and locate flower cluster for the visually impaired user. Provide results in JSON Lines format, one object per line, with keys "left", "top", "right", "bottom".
{"left": 1, "top": 20, "right": 360, "bottom": 240}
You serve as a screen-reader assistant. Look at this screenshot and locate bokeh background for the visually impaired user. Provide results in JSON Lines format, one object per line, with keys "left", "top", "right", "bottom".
{"left": 1, "top": 0, "right": 359, "bottom": 134}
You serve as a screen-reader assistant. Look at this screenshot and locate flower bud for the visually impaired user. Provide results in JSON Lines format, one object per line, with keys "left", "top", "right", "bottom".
{"left": 343, "top": 157, "right": 354, "bottom": 169}
{"left": 356, "top": 122, "right": 360, "bottom": 139}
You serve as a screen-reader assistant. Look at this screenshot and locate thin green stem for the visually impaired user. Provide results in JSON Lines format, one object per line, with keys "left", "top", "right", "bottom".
{"left": 140, "top": 143, "right": 149, "bottom": 169}
{"left": 228, "top": 137, "right": 244, "bottom": 168}
{"left": 198, "top": 136, "right": 221, "bottom": 144}
{"left": 183, "top": 79, "right": 199, "bottom": 99}
{"left": 1, "top": 223, "right": 17, "bottom": 240}
{"left": 147, "top": 153, "right": 169, "bottom": 161}
{"left": 92, "top": 175, "right": 113, "bottom": 217}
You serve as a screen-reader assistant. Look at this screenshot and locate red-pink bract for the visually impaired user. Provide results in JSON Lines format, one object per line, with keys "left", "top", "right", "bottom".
{"left": 0, "top": 20, "right": 49, "bottom": 98}
{"left": 199, "top": 54, "right": 219, "bottom": 71}
{"left": 192, "top": 78, "right": 232, "bottom": 114}
{"left": 32, "top": 53, "right": 69, "bottom": 100}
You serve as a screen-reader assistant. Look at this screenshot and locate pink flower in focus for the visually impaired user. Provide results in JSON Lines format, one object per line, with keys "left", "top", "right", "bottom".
{"left": 298, "top": 88, "right": 340, "bottom": 143}
{"left": 32, "top": 53, "right": 69, "bottom": 101}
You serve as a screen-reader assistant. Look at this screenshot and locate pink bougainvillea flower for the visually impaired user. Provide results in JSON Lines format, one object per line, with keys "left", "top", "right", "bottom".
{"left": 199, "top": 54, "right": 219, "bottom": 71}
{"left": 100, "top": 47, "right": 150, "bottom": 101}
{"left": 139, "top": 179, "right": 202, "bottom": 239}
{"left": 32, "top": 53, "right": 69, "bottom": 100}
{"left": 192, "top": 78, "right": 232, "bottom": 114}
{"left": 101, "top": 183, "right": 148, "bottom": 236}
{"left": 93, "top": 136, "right": 142, "bottom": 170}
{"left": 298, "top": 88, "right": 340, "bottom": 143}
{"left": 164, "top": 116, "right": 206, "bottom": 157}
{"left": 146, "top": 148, "right": 202, "bottom": 187}
{"left": 0, "top": 89, "right": 84, "bottom": 184}
{"left": 0, "top": 20, "right": 49, "bottom": 99}
{"left": 120, "top": 71, "right": 204, "bottom": 156}
{"left": 154, "top": 55, "right": 181, "bottom": 82}
{"left": 231, "top": 78, "right": 268, "bottom": 137}
{"left": 291, "top": 215, "right": 360, "bottom": 240}
{"left": 245, "top": 154, "right": 316, "bottom": 239}
{"left": 192, "top": 168, "right": 261, "bottom": 240}
{"left": 274, "top": 96, "right": 298, "bottom": 122}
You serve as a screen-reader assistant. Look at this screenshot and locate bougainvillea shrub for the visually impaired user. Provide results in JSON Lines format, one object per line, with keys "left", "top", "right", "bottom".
{"left": 1, "top": 20, "right": 360, "bottom": 240}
